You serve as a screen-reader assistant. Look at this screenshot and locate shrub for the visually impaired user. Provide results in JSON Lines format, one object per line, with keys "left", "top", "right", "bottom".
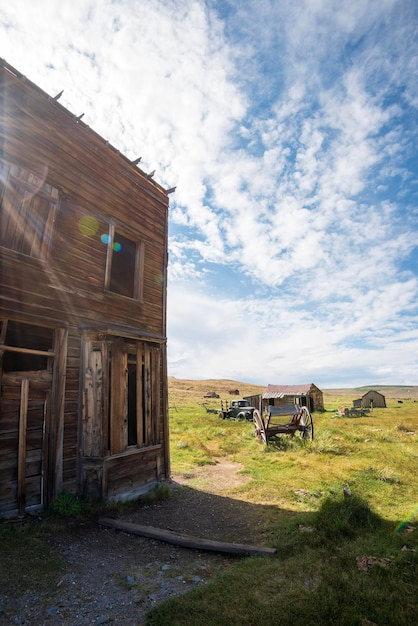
{"left": 49, "top": 493, "right": 84, "bottom": 517}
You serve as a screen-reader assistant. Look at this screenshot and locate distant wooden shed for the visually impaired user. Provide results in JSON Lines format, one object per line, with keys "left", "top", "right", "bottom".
{"left": 245, "top": 383, "right": 324, "bottom": 414}
{"left": 262, "top": 384, "right": 324, "bottom": 413}
{"left": 354, "top": 390, "right": 386, "bottom": 409}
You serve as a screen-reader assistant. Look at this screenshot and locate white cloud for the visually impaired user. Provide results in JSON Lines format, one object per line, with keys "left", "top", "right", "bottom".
{"left": 1, "top": 0, "right": 417, "bottom": 386}
{"left": 167, "top": 276, "right": 418, "bottom": 386}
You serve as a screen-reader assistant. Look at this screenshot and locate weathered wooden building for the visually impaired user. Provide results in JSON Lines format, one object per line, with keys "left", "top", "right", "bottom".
{"left": 244, "top": 384, "right": 324, "bottom": 414}
{"left": 0, "top": 60, "right": 172, "bottom": 517}
{"left": 353, "top": 390, "right": 386, "bottom": 409}
{"left": 261, "top": 384, "right": 324, "bottom": 413}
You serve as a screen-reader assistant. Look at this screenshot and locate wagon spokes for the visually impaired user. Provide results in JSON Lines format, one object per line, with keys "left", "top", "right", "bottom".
{"left": 299, "top": 406, "right": 314, "bottom": 440}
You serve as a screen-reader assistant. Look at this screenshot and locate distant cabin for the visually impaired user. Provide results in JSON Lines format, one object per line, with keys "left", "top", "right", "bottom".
{"left": 245, "top": 383, "right": 324, "bottom": 414}
{"left": 353, "top": 390, "right": 386, "bottom": 409}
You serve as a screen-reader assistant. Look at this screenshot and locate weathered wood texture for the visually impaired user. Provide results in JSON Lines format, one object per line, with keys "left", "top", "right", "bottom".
{"left": 0, "top": 65, "right": 168, "bottom": 336}
{"left": 99, "top": 518, "right": 277, "bottom": 556}
{"left": 0, "top": 372, "right": 50, "bottom": 516}
{"left": 360, "top": 390, "right": 386, "bottom": 409}
{"left": 104, "top": 446, "right": 163, "bottom": 498}
{"left": 0, "top": 60, "right": 170, "bottom": 516}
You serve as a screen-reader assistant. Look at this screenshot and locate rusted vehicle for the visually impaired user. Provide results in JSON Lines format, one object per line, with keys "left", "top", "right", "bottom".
{"left": 219, "top": 399, "right": 256, "bottom": 421}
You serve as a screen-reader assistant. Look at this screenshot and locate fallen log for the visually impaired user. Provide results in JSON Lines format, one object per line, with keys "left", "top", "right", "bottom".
{"left": 99, "top": 518, "right": 276, "bottom": 556}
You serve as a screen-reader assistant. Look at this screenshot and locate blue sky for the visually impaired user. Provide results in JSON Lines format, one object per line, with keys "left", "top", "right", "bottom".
{"left": 1, "top": 0, "right": 417, "bottom": 387}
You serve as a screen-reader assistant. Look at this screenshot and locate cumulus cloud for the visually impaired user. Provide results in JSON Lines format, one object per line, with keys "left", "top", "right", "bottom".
{"left": 1, "top": 0, "right": 417, "bottom": 385}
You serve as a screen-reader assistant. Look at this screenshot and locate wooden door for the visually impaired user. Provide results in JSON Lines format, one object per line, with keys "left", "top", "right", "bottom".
{"left": 0, "top": 371, "right": 51, "bottom": 517}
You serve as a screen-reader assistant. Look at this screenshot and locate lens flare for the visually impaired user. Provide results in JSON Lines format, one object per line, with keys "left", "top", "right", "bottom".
{"left": 101, "top": 233, "right": 111, "bottom": 245}
{"left": 113, "top": 242, "right": 122, "bottom": 252}
{"left": 394, "top": 505, "right": 418, "bottom": 532}
{"left": 78, "top": 215, "right": 99, "bottom": 236}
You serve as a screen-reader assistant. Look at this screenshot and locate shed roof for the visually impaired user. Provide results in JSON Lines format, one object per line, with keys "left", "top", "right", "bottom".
{"left": 361, "top": 389, "right": 386, "bottom": 399}
{"left": 262, "top": 384, "right": 318, "bottom": 399}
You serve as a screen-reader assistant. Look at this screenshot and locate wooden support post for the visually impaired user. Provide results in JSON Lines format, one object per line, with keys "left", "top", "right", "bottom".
{"left": 136, "top": 342, "right": 144, "bottom": 446}
{"left": 50, "top": 328, "right": 68, "bottom": 501}
{"left": 17, "top": 378, "right": 29, "bottom": 516}
{"left": 144, "top": 347, "right": 152, "bottom": 445}
{"left": 162, "top": 343, "right": 170, "bottom": 479}
{"left": 152, "top": 347, "right": 161, "bottom": 445}
{"left": 110, "top": 340, "right": 128, "bottom": 454}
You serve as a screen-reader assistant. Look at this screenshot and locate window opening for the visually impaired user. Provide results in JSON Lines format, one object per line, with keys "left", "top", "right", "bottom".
{"left": 0, "top": 160, "right": 58, "bottom": 259}
{"left": 109, "top": 230, "right": 137, "bottom": 297}
{"left": 1, "top": 320, "right": 54, "bottom": 371}
{"left": 104, "top": 225, "right": 143, "bottom": 299}
{"left": 3, "top": 352, "right": 48, "bottom": 372}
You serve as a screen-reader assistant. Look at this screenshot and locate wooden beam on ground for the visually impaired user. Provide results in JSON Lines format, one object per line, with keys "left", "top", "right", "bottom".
{"left": 99, "top": 518, "right": 276, "bottom": 556}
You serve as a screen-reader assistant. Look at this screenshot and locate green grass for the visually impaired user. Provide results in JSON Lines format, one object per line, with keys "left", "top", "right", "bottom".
{"left": 145, "top": 498, "right": 418, "bottom": 626}
{"left": 144, "top": 387, "right": 418, "bottom": 625}
{"left": 1, "top": 385, "right": 416, "bottom": 625}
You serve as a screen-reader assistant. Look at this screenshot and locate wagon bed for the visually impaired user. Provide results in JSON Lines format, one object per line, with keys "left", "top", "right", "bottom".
{"left": 253, "top": 404, "right": 314, "bottom": 444}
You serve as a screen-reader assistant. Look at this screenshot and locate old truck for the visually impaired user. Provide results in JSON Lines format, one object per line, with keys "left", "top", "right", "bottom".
{"left": 219, "top": 399, "right": 257, "bottom": 421}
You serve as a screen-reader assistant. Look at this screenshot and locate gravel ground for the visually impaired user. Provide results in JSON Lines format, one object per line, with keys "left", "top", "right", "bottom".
{"left": 1, "top": 461, "right": 273, "bottom": 625}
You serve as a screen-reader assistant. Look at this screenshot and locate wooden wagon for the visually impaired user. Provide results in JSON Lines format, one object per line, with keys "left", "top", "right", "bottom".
{"left": 253, "top": 404, "right": 314, "bottom": 444}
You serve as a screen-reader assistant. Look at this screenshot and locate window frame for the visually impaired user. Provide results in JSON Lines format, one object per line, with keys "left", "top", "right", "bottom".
{"left": 103, "top": 223, "right": 144, "bottom": 301}
{"left": 0, "top": 159, "right": 58, "bottom": 261}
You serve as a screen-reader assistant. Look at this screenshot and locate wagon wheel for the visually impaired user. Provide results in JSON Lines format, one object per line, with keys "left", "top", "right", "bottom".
{"left": 253, "top": 410, "right": 267, "bottom": 444}
{"left": 299, "top": 407, "right": 314, "bottom": 440}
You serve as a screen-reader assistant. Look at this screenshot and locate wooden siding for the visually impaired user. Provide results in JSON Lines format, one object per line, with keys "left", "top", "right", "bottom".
{"left": 0, "top": 369, "right": 52, "bottom": 516}
{"left": 0, "top": 66, "right": 168, "bottom": 337}
{"left": 361, "top": 390, "right": 386, "bottom": 409}
{"left": 308, "top": 385, "right": 324, "bottom": 411}
{"left": 105, "top": 446, "right": 162, "bottom": 499}
{"left": 62, "top": 329, "right": 81, "bottom": 493}
{"left": 0, "top": 61, "right": 170, "bottom": 516}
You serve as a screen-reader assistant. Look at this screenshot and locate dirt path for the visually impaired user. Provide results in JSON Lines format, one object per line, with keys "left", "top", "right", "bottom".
{"left": 1, "top": 460, "right": 273, "bottom": 625}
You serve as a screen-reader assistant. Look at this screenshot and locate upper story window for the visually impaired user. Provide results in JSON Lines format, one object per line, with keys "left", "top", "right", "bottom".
{"left": 104, "top": 224, "right": 144, "bottom": 300}
{"left": 0, "top": 159, "right": 58, "bottom": 260}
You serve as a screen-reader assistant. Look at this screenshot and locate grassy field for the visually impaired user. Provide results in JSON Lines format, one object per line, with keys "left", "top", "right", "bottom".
{"left": 1, "top": 379, "right": 416, "bottom": 625}
{"left": 145, "top": 379, "right": 418, "bottom": 625}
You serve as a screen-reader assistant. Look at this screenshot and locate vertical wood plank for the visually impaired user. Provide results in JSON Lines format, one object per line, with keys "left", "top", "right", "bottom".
{"left": 110, "top": 340, "right": 128, "bottom": 454}
{"left": 161, "top": 343, "right": 170, "bottom": 479}
{"left": 41, "top": 391, "right": 51, "bottom": 508}
{"left": 17, "top": 378, "right": 29, "bottom": 515}
{"left": 152, "top": 347, "right": 161, "bottom": 445}
{"left": 83, "top": 345, "right": 103, "bottom": 457}
{"left": 83, "top": 358, "right": 93, "bottom": 456}
{"left": 0, "top": 319, "right": 7, "bottom": 343}
{"left": 104, "top": 222, "right": 115, "bottom": 290}
{"left": 135, "top": 242, "right": 145, "bottom": 302}
{"left": 144, "top": 346, "right": 153, "bottom": 445}
{"left": 50, "top": 327, "right": 68, "bottom": 501}
{"left": 136, "top": 342, "right": 144, "bottom": 446}
{"left": 91, "top": 348, "right": 103, "bottom": 456}
{"left": 101, "top": 341, "right": 109, "bottom": 457}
